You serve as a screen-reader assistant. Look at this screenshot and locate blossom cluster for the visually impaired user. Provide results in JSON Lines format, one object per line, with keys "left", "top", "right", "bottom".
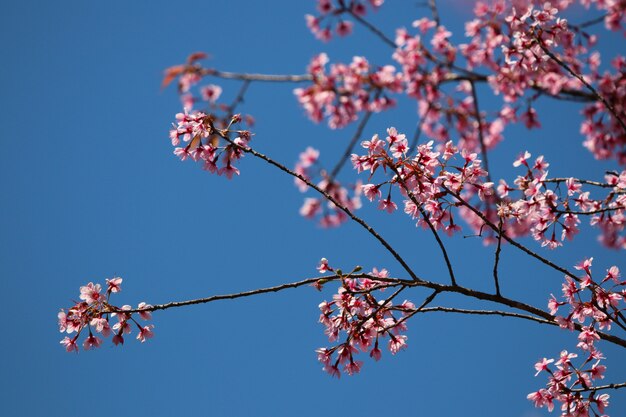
{"left": 302, "top": 1, "right": 625, "bottom": 165}
{"left": 495, "top": 153, "right": 626, "bottom": 249}
{"left": 352, "top": 127, "right": 493, "bottom": 236}
{"left": 314, "top": 260, "right": 413, "bottom": 377}
{"left": 294, "top": 53, "right": 402, "bottom": 129}
{"left": 58, "top": 278, "right": 154, "bottom": 352}
{"left": 528, "top": 259, "right": 625, "bottom": 415}
{"left": 169, "top": 111, "right": 251, "bottom": 179}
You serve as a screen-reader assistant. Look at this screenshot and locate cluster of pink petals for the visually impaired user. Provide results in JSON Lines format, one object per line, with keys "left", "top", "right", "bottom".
{"left": 58, "top": 278, "right": 154, "bottom": 352}
{"left": 314, "top": 261, "right": 412, "bottom": 377}
{"left": 368, "top": 1, "right": 626, "bottom": 164}
{"left": 305, "top": 0, "right": 383, "bottom": 42}
{"left": 495, "top": 153, "right": 626, "bottom": 249}
{"left": 294, "top": 53, "right": 401, "bottom": 129}
{"left": 169, "top": 111, "right": 251, "bottom": 179}
{"left": 352, "top": 127, "right": 492, "bottom": 236}
{"left": 461, "top": 1, "right": 625, "bottom": 164}
{"left": 529, "top": 259, "right": 625, "bottom": 416}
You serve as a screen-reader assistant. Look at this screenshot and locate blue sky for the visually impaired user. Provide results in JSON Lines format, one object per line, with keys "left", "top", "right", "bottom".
{"left": 1, "top": 1, "right": 624, "bottom": 416}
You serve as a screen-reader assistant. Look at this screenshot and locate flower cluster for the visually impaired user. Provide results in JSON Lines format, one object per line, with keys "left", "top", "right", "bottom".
{"left": 529, "top": 258, "right": 625, "bottom": 415}
{"left": 58, "top": 278, "right": 154, "bottom": 352}
{"left": 294, "top": 53, "right": 401, "bottom": 129}
{"left": 352, "top": 127, "right": 493, "bottom": 236}
{"left": 305, "top": 0, "right": 384, "bottom": 42}
{"left": 495, "top": 153, "right": 626, "bottom": 249}
{"left": 169, "top": 111, "right": 251, "bottom": 179}
{"left": 314, "top": 260, "right": 413, "bottom": 377}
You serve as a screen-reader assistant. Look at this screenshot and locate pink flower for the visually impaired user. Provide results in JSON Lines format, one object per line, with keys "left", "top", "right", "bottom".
{"left": 534, "top": 357, "right": 554, "bottom": 376}
{"left": 137, "top": 325, "right": 155, "bottom": 343}
{"left": 317, "top": 258, "right": 331, "bottom": 273}
{"left": 370, "top": 346, "right": 382, "bottom": 361}
{"left": 112, "top": 334, "right": 124, "bottom": 346}
{"left": 79, "top": 282, "right": 102, "bottom": 304}
{"left": 388, "top": 335, "right": 407, "bottom": 354}
{"left": 336, "top": 21, "right": 353, "bottom": 37}
{"left": 362, "top": 184, "right": 381, "bottom": 201}
{"left": 378, "top": 198, "right": 397, "bottom": 213}
{"left": 106, "top": 277, "right": 122, "bottom": 293}
{"left": 138, "top": 302, "right": 153, "bottom": 320}
{"left": 200, "top": 84, "right": 222, "bottom": 103}
{"left": 60, "top": 336, "right": 78, "bottom": 353}
{"left": 83, "top": 334, "right": 102, "bottom": 350}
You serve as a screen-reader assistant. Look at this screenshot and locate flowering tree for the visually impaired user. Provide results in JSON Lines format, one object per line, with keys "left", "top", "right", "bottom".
{"left": 58, "top": 0, "right": 626, "bottom": 415}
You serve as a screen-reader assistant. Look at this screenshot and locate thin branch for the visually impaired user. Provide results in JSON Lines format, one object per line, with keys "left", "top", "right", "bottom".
{"left": 443, "top": 186, "right": 580, "bottom": 281}
{"left": 329, "top": 90, "right": 381, "bottom": 179}
{"left": 493, "top": 218, "right": 503, "bottom": 296}
{"left": 413, "top": 306, "right": 555, "bottom": 326}
{"left": 570, "top": 382, "right": 626, "bottom": 393}
{"left": 390, "top": 165, "right": 458, "bottom": 286}
{"left": 533, "top": 32, "right": 626, "bottom": 134}
{"left": 544, "top": 177, "right": 623, "bottom": 190}
{"left": 409, "top": 105, "right": 431, "bottom": 152}
{"left": 347, "top": 10, "right": 397, "bottom": 48}
{"left": 469, "top": 81, "right": 492, "bottom": 183}
{"left": 427, "top": 0, "right": 440, "bottom": 27}
{"left": 119, "top": 276, "right": 336, "bottom": 313}
{"left": 575, "top": 14, "right": 607, "bottom": 29}
{"left": 220, "top": 136, "right": 423, "bottom": 282}
{"left": 225, "top": 80, "right": 251, "bottom": 115}
{"left": 555, "top": 207, "right": 623, "bottom": 216}
{"left": 201, "top": 68, "right": 313, "bottom": 83}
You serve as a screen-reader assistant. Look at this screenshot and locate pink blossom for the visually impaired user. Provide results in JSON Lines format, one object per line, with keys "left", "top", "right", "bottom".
{"left": 137, "top": 325, "right": 155, "bottom": 343}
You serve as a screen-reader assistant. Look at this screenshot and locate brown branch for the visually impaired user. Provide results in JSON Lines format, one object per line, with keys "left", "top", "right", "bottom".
{"left": 390, "top": 165, "right": 458, "bottom": 286}
{"left": 427, "top": 0, "right": 440, "bottom": 27}
{"left": 533, "top": 32, "right": 626, "bottom": 134}
{"left": 346, "top": 10, "right": 397, "bottom": 48}
{"left": 118, "top": 276, "right": 339, "bottom": 313}
{"left": 493, "top": 218, "right": 503, "bottom": 296}
{"left": 329, "top": 90, "right": 381, "bottom": 179}
{"left": 570, "top": 382, "right": 626, "bottom": 393}
{"left": 443, "top": 186, "right": 580, "bottom": 281}
{"left": 201, "top": 68, "right": 313, "bottom": 83}
{"left": 112, "top": 270, "right": 626, "bottom": 348}
{"left": 225, "top": 80, "right": 251, "bottom": 116}
{"left": 220, "top": 135, "right": 423, "bottom": 282}
{"left": 412, "top": 306, "right": 555, "bottom": 326}
{"left": 469, "top": 80, "right": 492, "bottom": 183}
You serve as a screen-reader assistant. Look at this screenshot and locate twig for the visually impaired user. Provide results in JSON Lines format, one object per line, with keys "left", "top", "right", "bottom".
{"left": 469, "top": 81, "right": 492, "bottom": 183}
{"left": 427, "top": 0, "right": 440, "bottom": 27}
{"left": 221, "top": 136, "right": 423, "bottom": 283}
{"left": 570, "top": 382, "right": 626, "bottom": 393}
{"left": 411, "top": 306, "right": 555, "bottom": 326}
{"left": 390, "top": 165, "right": 458, "bottom": 286}
{"left": 329, "top": 90, "right": 381, "bottom": 179}
{"left": 201, "top": 68, "right": 313, "bottom": 83}
{"left": 443, "top": 186, "right": 580, "bottom": 282}
{"left": 493, "top": 218, "right": 503, "bottom": 296}
{"left": 225, "top": 80, "right": 251, "bottom": 115}
{"left": 533, "top": 32, "right": 626, "bottom": 134}
{"left": 118, "top": 276, "right": 336, "bottom": 313}
{"left": 347, "top": 10, "right": 397, "bottom": 48}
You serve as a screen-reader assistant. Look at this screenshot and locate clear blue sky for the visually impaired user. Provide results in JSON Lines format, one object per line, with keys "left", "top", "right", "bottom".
{"left": 1, "top": 1, "right": 623, "bottom": 416}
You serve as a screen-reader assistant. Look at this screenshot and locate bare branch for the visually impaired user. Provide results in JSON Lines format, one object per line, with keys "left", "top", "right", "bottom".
{"left": 201, "top": 68, "right": 313, "bottom": 83}
{"left": 533, "top": 32, "right": 626, "bottom": 134}
{"left": 220, "top": 136, "right": 423, "bottom": 282}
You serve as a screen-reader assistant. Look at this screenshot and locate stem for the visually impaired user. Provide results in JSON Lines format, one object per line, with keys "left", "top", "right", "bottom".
{"left": 223, "top": 136, "right": 423, "bottom": 282}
